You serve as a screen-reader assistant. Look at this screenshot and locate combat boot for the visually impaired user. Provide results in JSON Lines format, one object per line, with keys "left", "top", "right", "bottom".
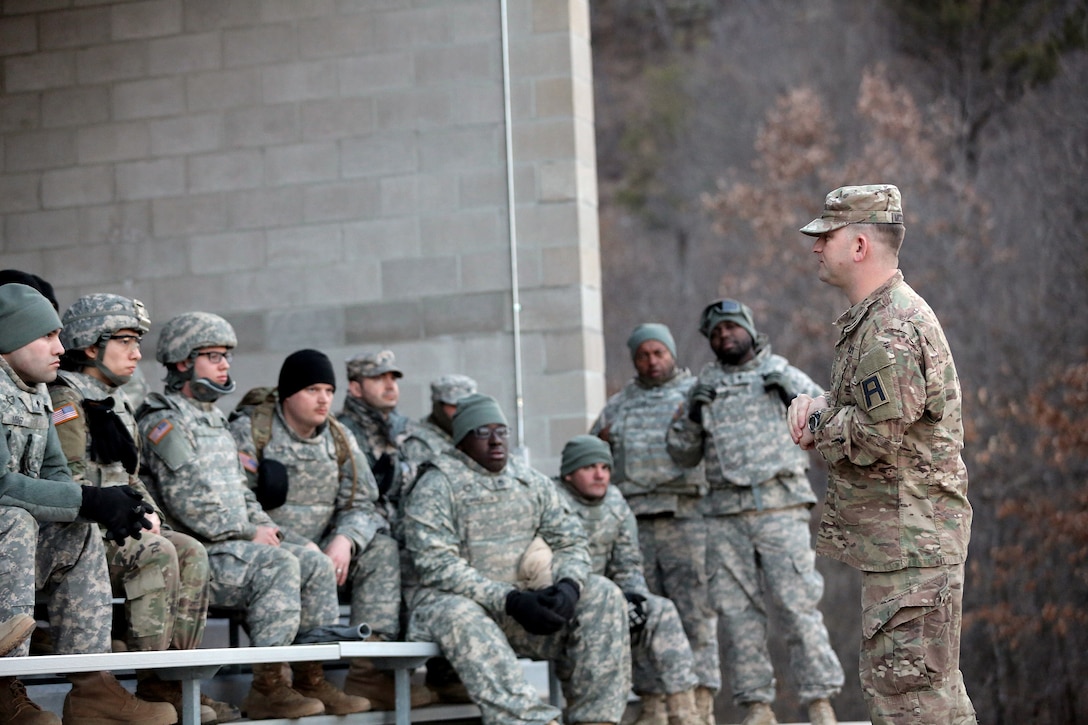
{"left": 200, "top": 694, "right": 241, "bottom": 723}
{"left": 63, "top": 670, "right": 177, "bottom": 725}
{"left": 807, "top": 698, "right": 837, "bottom": 725}
{"left": 0, "top": 614, "right": 35, "bottom": 657}
{"left": 423, "top": 657, "right": 471, "bottom": 704}
{"left": 242, "top": 663, "right": 324, "bottom": 719}
{"left": 291, "top": 661, "right": 371, "bottom": 715}
{"left": 739, "top": 701, "right": 777, "bottom": 725}
{"left": 135, "top": 673, "right": 217, "bottom": 724}
{"left": 694, "top": 686, "right": 715, "bottom": 725}
{"left": 0, "top": 676, "right": 61, "bottom": 724}
{"left": 632, "top": 692, "right": 666, "bottom": 725}
{"left": 344, "top": 656, "right": 437, "bottom": 709}
{"left": 665, "top": 689, "right": 698, "bottom": 725}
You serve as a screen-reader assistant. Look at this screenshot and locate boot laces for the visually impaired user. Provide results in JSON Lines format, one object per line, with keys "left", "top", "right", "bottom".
{"left": 7, "top": 678, "right": 44, "bottom": 714}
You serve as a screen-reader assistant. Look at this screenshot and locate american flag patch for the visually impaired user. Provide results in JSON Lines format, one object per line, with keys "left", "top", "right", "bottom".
{"left": 147, "top": 419, "right": 173, "bottom": 445}
{"left": 238, "top": 451, "right": 258, "bottom": 473}
{"left": 52, "top": 404, "right": 79, "bottom": 426}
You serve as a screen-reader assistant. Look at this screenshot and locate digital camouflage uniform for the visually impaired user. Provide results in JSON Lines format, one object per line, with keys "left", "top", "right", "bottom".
{"left": 50, "top": 370, "right": 210, "bottom": 652}
{"left": 337, "top": 395, "right": 410, "bottom": 518}
{"left": 138, "top": 391, "right": 340, "bottom": 646}
{"left": 668, "top": 341, "right": 844, "bottom": 707}
{"left": 399, "top": 417, "right": 453, "bottom": 494}
{"left": 229, "top": 403, "right": 399, "bottom": 638}
{"left": 591, "top": 369, "right": 719, "bottom": 693}
{"left": 810, "top": 271, "right": 975, "bottom": 725}
{"left": 404, "top": 448, "right": 631, "bottom": 725}
{"left": 0, "top": 356, "right": 113, "bottom": 658}
{"left": 555, "top": 477, "right": 698, "bottom": 697}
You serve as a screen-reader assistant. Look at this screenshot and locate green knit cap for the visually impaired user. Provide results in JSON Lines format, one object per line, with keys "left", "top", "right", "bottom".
{"left": 451, "top": 393, "right": 507, "bottom": 444}
{"left": 626, "top": 323, "right": 677, "bottom": 359}
{"left": 0, "top": 283, "right": 63, "bottom": 354}
{"left": 560, "top": 434, "right": 613, "bottom": 477}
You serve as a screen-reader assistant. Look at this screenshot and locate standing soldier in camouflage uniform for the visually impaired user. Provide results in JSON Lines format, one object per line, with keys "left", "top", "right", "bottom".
{"left": 403, "top": 394, "right": 631, "bottom": 725}
{"left": 0, "top": 283, "right": 176, "bottom": 725}
{"left": 790, "top": 185, "right": 976, "bottom": 725}
{"left": 668, "top": 300, "right": 843, "bottom": 725}
{"left": 137, "top": 312, "right": 355, "bottom": 720}
{"left": 229, "top": 349, "right": 428, "bottom": 711}
{"left": 400, "top": 374, "right": 478, "bottom": 487}
{"left": 48, "top": 294, "right": 232, "bottom": 725}
{"left": 550, "top": 435, "right": 698, "bottom": 725}
{"left": 591, "top": 323, "right": 719, "bottom": 725}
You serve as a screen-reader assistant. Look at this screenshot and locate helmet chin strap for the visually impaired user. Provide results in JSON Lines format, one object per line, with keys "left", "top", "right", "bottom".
{"left": 89, "top": 341, "right": 131, "bottom": 388}
{"left": 190, "top": 375, "right": 236, "bottom": 403}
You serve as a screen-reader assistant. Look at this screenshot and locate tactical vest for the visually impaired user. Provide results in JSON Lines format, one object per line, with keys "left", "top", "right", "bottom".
{"left": 53, "top": 371, "right": 136, "bottom": 488}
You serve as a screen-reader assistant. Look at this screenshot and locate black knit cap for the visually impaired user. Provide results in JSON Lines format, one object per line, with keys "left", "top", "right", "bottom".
{"left": 278, "top": 349, "right": 336, "bottom": 401}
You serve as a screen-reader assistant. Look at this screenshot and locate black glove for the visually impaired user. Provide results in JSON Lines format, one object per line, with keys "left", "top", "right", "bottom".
{"left": 624, "top": 591, "right": 648, "bottom": 633}
{"left": 79, "top": 484, "right": 154, "bottom": 545}
{"left": 538, "top": 578, "right": 580, "bottom": 621}
{"left": 688, "top": 383, "right": 717, "bottom": 423}
{"left": 372, "top": 452, "right": 396, "bottom": 497}
{"left": 82, "top": 398, "right": 139, "bottom": 474}
{"left": 255, "top": 458, "right": 289, "bottom": 510}
{"left": 762, "top": 371, "right": 795, "bottom": 407}
{"left": 505, "top": 589, "right": 567, "bottom": 635}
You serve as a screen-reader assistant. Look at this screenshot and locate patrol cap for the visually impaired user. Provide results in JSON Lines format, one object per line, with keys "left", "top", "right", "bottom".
{"left": 799, "top": 184, "right": 904, "bottom": 236}
{"left": 346, "top": 349, "right": 403, "bottom": 381}
{"left": 431, "top": 374, "right": 477, "bottom": 404}
{"left": 0, "top": 283, "right": 62, "bottom": 354}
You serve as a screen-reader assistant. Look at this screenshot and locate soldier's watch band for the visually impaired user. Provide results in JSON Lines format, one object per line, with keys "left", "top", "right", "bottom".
{"left": 808, "top": 410, "right": 822, "bottom": 434}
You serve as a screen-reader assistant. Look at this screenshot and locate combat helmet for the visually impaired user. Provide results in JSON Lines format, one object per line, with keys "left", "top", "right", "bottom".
{"left": 156, "top": 311, "right": 238, "bottom": 401}
{"left": 60, "top": 293, "right": 150, "bottom": 386}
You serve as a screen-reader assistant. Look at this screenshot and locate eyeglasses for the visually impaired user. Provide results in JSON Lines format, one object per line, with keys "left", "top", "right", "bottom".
{"left": 108, "top": 334, "right": 142, "bottom": 350}
{"left": 470, "top": 425, "right": 509, "bottom": 440}
{"left": 195, "top": 350, "right": 233, "bottom": 364}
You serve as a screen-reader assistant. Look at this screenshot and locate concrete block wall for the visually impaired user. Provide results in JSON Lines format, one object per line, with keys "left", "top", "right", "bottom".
{"left": 0, "top": 0, "right": 604, "bottom": 472}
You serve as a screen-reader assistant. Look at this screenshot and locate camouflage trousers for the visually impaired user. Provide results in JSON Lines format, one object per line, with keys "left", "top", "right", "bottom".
{"left": 205, "top": 539, "right": 339, "bottom": 647}
{"left": 107, "top": 529, "right": 210, "bottom": 651}
{"left": 707, "top": 505, "right": 843, "bottom": 705}
{"left": 408, "top": 574, "right": 631, "bottom": 725}
{"left": 859, "top": 563, "right": 976, "bottom": 725}
{"left": 0, "top": 506, "right": 112, "bottom": 656}
{"left": 632, "top": 592, "right": 700, "bottom": 695}
{"left": 339, "top": 532, "right": 400, "bottom": 638}
{"left": 637, "top": 514, "right": 721, "bottom": 691}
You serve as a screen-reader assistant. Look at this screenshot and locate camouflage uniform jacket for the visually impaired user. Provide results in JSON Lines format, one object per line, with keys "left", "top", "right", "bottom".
{"left": 399, "top": 416, "right": 453, "bottom": 491}
{"left": 667, "top": 342, "right": 822, "bottom": 515}
{"left": 555, "top": 479, "right": 649, "bottom": 599}
{"left": 591, "top": 370, "right": 707, "bottom": 518}
{"left": 49, "top": 371, "right": 161, "bottom": 517}
{"left": 229, "top": 404, "right": 385, "bottom": 551}
{"left": 138, "top": 391, "right": 277, "bottom": 543}
{"left": 812, "top": 271, "right": 972, "bottom": 572}
{"left": 404, "top": 448, "right": 591, "bottom": 614}
{"left": 0, "top": 356, "right": 82, "bottom": 519}
{"left": 336, "top": 396, "right": 409, "bottom": 509}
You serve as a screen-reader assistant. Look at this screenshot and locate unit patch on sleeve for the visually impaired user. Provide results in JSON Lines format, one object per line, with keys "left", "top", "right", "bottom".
{"left": 52, "top": 404, "right": 79, "bottom": 426}
{"left": 855, "top": 348, "right": 901, "bottom": 423}
{"left": 147, "top": 419, "right": 173, "bottom": 445}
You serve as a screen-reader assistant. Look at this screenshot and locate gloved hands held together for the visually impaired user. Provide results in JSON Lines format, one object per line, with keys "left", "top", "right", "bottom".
{"left": 79, "top": 484, "right": 154, "bottom": 545}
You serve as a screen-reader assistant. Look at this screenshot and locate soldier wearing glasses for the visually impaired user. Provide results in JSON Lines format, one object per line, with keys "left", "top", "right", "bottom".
{"left": 667, "top": 299, "right": 843, "bottom": 725}
{"left": 403, "top": 393, "right": 631, "bottom": 725}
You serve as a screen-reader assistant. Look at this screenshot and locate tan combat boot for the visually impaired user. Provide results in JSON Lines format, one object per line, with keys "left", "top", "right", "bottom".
{"left": 694, "top": 686, "right": 715, "bottom": 725}
{"left": 0, "top": 614, "right": 35, "bottom": 657}
{"left": 632, "top": 692, "right": 667, "bottom": 725}
{"left": 63, "top": 670, "right": 177, "bottom": 725}
{"left": 344, "top": 656, "right": 437, "bottom": 710}
{"left": 135, "top": 673, "right": 217, "bottom": 724}
{"left": 807, "top": 698, "right": 837, "bottom": 725}
{"left": 291, "top": 661, "right": 371, "bottom": 715}
{"left": 423, "top": 656, "right": 472, "bottom": 704}
{"left": 200, "top": 693, "right": 241, "bottom": 723}
{"left": 740, "top": 701, "right": 777, "bottom": 725}
{"left": 0, "top": 676, "right": 60, "bottom": 725}
{"left": 665, "top": 689, "right": 698, "bottom": 725}
{"left": 242, "top": 662, "right": 324, "bottom": 719}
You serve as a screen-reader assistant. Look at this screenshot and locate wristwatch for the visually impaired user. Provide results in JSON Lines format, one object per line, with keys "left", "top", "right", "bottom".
{"left": 807, "top": 410, "right": 822, "bottom": 434}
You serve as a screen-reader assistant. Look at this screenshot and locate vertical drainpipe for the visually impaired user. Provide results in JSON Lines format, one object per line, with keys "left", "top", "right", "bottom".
{"left": 499, "top": 0, "right": 528, "bottom": 462}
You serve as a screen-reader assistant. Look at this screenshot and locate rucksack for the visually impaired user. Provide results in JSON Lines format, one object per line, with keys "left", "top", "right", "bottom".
{"left": 232, "top": 386, "right": 359, "bottom": 509}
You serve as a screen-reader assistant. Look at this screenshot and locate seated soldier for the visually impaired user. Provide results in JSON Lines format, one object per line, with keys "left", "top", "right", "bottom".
{"left": 549, "top": 435, "right": 700, "bottom": 725}
{"left": 137, "top": 313, "right": 368, "bottom": 719}
{"left": 228, "top": 349, "right": 433, "bottom": 709}
{"left": 399, "top": 374, "right": 478, "bottom": 485}
{"left": 0, "top": 283, "right": 175, "bottom": 725}
{"left": 49, "top": 293, "right": 233, "bottom": 725}
{"left": 403, "top": 393, "right": 631, "bottom": 725}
